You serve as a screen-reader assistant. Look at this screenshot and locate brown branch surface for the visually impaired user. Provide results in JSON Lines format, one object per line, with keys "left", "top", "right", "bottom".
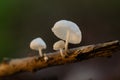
{"left": 0, "top": 40, "right": 120, "bottom": 77}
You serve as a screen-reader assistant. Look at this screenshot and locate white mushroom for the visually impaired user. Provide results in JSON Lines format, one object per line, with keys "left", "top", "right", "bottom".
{"left": 52, "top": 20, "right": 82, "bottom": 52}
{"left": 30, "top": 37, "right": 46, "bottom": 57}
{"left": 53, "top": 40, "right": 65, "bottom": 57}
{"left": 43, "top": 54, "right": 48, "bottom": 62}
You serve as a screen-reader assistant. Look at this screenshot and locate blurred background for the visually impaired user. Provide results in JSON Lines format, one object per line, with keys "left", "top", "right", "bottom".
{"left": 0, "top": 0, "right": 120, "bottom": 80}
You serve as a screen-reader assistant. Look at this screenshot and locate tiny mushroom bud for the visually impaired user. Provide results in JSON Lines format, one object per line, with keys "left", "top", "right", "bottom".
{"left": 52, "top": 20, "right": 82, "bottom": 53}
{"left": 53, "top": 40, "right": 65, "bottom": 57}
{"left": 43, "top": 54, "right": 48, "bottom": 62}
{"left": 30, "top": 37, "right": 46, "bottom": 57}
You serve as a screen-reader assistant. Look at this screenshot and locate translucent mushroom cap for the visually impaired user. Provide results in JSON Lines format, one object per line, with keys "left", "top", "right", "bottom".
{"left": 52, "top": 20, "right": 82, "bottom": 44}
{"left": 53, "top": 40, "right": 65, "bottom": 50}
{"left": 30, "top": 37, "right": 46, "bottom": 50}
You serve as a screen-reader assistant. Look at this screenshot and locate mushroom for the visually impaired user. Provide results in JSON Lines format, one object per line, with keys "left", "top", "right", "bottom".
{"left": 52, "top": 20, "right": 82, "bottom": 52}
{"left": 43, "top": 54, "right": 48, "bottom": 62}
{"left": 53, "top": 40, "right": 65, "bottom": 57}
{"left": 30, "top": 37, "right": 46, "bottom": 57}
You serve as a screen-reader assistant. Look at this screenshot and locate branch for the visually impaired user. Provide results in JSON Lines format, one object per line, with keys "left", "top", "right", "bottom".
{"left": 0, "top": 40, "right": 120, "bottom": 77}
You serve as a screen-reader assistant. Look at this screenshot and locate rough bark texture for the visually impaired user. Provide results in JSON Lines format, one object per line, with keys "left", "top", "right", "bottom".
{"left": 0, "top": 40, "right": 119, "bottom": 77}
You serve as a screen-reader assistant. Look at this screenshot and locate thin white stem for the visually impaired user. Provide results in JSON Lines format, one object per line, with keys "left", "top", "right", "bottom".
{"left": 65, "top": 30, "right": 70, "bottom": 53}
{"left": 38, "top": 48, "right": 43, "bottom": 57}
{"left": 60, "top": 48, "right": 64, "bottom": 58}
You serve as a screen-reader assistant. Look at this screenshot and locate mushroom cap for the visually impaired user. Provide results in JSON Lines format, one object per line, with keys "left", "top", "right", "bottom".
{"left": 52, "top": 20, "right": 82, "bottom": 44}
{"left": 53, "top": 40, "right": 65, "bottom": 50}
{"left": 30, "top": 37, "right": 46, "bottom": 50}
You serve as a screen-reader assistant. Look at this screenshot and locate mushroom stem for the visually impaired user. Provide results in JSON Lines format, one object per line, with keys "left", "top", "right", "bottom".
{"left": 38, "top": 48, "right": 43, "bottom": 57}
{"left": 65, "top": 30, "right": 70, "bottom": 53}
{"left": 60, "top": 48, "right": 64, "bottom": 57}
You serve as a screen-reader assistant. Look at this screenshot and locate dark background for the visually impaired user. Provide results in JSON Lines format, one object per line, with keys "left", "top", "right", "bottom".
{"left": 0, "top": 0, "right": 120, "bottom": 80}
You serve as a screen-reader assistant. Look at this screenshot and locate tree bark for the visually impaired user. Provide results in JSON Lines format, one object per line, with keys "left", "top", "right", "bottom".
{"left": 0, "top": 40, "right": 119, "bottom": 77}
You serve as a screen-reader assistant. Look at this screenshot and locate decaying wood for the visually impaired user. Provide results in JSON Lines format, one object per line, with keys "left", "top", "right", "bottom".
{"left": 0, "top": 40, "right": 119, "bottom": 77}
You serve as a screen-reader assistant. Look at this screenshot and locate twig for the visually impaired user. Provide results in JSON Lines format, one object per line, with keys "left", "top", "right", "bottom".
{"left": 0, "top": 40, "right": 119, "bottom": 77}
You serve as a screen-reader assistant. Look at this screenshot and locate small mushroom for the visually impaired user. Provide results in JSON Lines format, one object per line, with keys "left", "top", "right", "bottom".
{"left": 52, "top": 20, "right": 82, "bottom": 53}
{"left": 53, "top": 40, "right": 65, "bottom": 57}
{"left": 43, "top": 54, "right": 48, "bottom": 62}
{"left": 30, "top": 37, "right": 46, "bottom": 57}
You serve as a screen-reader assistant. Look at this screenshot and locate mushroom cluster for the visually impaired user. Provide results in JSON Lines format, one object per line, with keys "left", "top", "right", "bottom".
{"left": 30, "top": 20, "right": 82, "bottom": 60}
{"left": 52, "top": 20, "right": 82, "bottom": 57}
